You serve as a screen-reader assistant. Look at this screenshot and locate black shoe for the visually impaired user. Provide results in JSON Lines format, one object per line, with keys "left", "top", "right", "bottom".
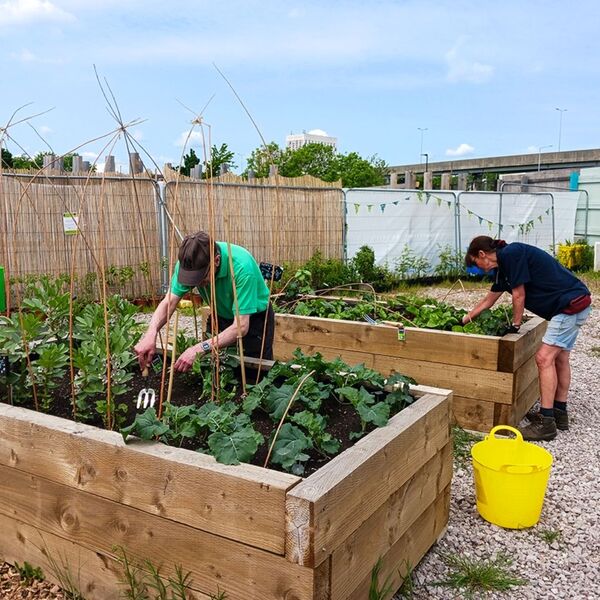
{"left": 526, "top": 408, "right": 569, "bottom": 431}
{"left": 554, "top": 408, "right": 569, "bottom": 431}
{"left": 519, "top": 416, "right": 557, "bottom": 441}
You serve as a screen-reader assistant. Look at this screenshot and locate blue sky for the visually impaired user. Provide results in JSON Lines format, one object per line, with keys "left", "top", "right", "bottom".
{"left": 2, "top": 0, "right": 600, "bottom": 172}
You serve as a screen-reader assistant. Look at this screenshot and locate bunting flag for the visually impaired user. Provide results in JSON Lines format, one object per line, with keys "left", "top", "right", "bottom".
{"left": 345, "top": 195, "right": 552, "bottom": 236}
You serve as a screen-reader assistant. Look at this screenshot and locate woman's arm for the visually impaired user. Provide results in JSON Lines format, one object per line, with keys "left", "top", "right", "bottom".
{"left": 462, "top": 290, "right": 503, "bottom": 324}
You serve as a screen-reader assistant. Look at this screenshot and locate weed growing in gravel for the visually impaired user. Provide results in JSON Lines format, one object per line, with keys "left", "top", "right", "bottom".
{"left": 537, "top": 528, "right": 564, "bottom": 547}
{"left": 452, "top": 427, "right": 482, "bottom": 468}
{"left": 14, "top": 561, "right": 44, "bottom": 586}
{"left": 435, "top": 552, "right": 527, "bottom": 598}
{"left": 38, "top": 538, "right": 86, "bottom": 600}
{"left": 369, "top": 557, "right": 395, "bottom": 599}
{"left": 396, "top": 560, "right": 416, "bottom": 599}
{"left": 114, "top": 545, "right": 194, "bottom": 600}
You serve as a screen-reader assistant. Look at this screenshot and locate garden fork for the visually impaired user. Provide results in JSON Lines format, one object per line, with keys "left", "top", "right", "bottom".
{"left": 136, "top": 366, "right": 156, "bottom": 409}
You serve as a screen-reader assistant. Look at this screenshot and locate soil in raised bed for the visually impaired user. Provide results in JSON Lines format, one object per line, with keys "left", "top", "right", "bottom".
{"left": 0, "top": 364, "right": 398, "bottom": 477}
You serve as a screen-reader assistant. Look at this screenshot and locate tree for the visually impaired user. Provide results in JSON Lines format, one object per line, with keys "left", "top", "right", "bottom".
{"left": 179, "top": 148, "right": 200, "bottom": 176}
{"left": 1, "top": 148, "right": 13, "bottom": 168}
{"left": 279, "top": 143, "right": 340, "bottom": 182}
{"left": 244, "top": 142, "right": 282, "bottom": 178}
{"left": 203, "top": 143, "right": 235, "bottom": 178}
{"left": 244, "top": 142, "right": 388, "bottom": 187}
{"left": 338, "top": 152, "right": 387, "bottom": 187}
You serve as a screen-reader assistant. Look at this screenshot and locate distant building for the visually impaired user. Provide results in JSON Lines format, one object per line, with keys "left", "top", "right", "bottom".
{"left": 285, "top": 129, "right": 337, "bottom": 151}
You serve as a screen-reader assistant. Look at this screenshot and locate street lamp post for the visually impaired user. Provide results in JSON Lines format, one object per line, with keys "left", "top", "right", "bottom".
{"left": 421, "top": 153, "right": 429, "bottom": 172}
{"left": 537, "top": 144, "right": 553, "bottom": 172}
{"left": 417, "top": 127, "right": 428, "bottom": 162}
{"left": 555, "top": 108, "right": 567, "bottom": 152}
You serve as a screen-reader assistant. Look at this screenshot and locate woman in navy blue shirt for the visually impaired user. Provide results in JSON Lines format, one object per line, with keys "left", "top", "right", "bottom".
{"left": 462, "top": 236, "right": 591, "bottom": 441}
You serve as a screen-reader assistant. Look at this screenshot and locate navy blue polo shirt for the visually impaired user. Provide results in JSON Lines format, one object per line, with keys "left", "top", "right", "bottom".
{"left": 490, "top": 243, "right": 590, "bottom": 320}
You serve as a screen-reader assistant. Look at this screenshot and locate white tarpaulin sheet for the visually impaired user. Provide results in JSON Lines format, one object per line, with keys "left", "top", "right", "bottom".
{"left": 344, "top": 189, "right": 581, "bottom": 270}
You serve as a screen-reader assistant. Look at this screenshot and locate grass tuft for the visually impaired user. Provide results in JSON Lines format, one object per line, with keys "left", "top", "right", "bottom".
{"left": 452, "top": 426, "right": 482, "bottom": 468}
{"left": 537, "top": 527, "right": 563, "bottom": 546}
{"left": 435, "top": 552, "right": 527, "bottom": 598}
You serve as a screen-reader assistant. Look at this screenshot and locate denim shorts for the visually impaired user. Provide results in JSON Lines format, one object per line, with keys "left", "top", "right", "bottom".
{"left": 542, "top": 306, "right": 592, "bottom": 350}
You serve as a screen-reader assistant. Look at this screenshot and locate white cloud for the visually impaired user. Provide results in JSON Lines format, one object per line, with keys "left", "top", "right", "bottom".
{"left": 175, "top": 130, "right": 205, "bottom": 149}
{"left": 39, "top": 125, "right": 52, "bottom": 135}
{"left": 0, "top": 0, "right": 75, "bottom": 26}
{"left": 9, "top": 49, "right": 64, "bottom": 64}
{"left": 445, "top": 38, "right": 493, "bottom": 83}
{"left": 446, "top": 143, "right": 474, "bottom": 157}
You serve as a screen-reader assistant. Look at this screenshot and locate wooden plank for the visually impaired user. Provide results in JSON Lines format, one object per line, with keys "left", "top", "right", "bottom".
{"left": 0, "top": 404, "right": 300, "bottom": 555}
{"left": 371, "top": 354, "right": 513, "bottom": 403}
{"left": 0, "top": 513, "right": 212, "bottom": 600}
{"left": 275, "top": 314, "right": 500, "bottom": 370}
{"left": 0, "top": 465, "right": 315, "bottom": 600}
{"left": 277, "top": 334, "right": 513, "bottom": 404}
{"left": 451, "top": 396, "right": 496, "bottom": 432}
{"left": 286, "top": 390, "right": 450, "bottom": 568}
{"left": 495, "top": 376, "right": 539, "bottom": 427}
{"left": 498, "top": 316, "right": 546, "bottom": 372}
{"left": 513, "top": 355, "right": 539, "bottom": 398}
{"left": 330, "top": 443, "right": 452, "bottom": 599}
{"left": 346, "top": 484, "right": 451, "bottom": 600}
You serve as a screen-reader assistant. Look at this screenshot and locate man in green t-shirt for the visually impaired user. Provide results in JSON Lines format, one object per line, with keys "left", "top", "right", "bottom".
{"left": 134, "top": 231, "right": 274, "bottom": 372}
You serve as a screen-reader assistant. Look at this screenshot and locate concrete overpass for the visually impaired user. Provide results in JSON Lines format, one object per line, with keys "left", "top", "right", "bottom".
{"left": 390, "top": 148, "right": 600, "bottom": 177}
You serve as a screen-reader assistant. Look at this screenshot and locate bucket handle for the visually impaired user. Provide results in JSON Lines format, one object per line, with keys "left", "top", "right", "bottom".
{"left": 499, "top": 464, "right": 541, "bottom": 474}
{"left": 487, "top": 425, "right": 523, "bottom": 442}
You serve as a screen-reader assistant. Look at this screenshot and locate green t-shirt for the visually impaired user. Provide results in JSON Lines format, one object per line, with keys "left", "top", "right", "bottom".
{"left": 170, "top": 242, "right": 270, "bottom": 319}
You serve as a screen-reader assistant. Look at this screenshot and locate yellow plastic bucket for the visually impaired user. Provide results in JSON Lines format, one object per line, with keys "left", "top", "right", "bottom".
{"left": 471, "top": 425, "right": 553, "bottom": 529}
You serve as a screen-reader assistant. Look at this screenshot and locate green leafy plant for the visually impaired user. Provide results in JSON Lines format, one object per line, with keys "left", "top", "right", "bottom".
{"left": 14, "top": 561, "right": 44, "bottom": 586}
{"left": 394, "top": 245, "right": 431, "bottom": 280}
{"left": 434, "top": 244, "right": 466, "bottom": 280}
{"left": 452, "top": 426, "right": 482, "bottom": 468}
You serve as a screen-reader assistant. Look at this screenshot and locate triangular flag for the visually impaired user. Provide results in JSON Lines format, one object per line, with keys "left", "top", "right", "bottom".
{"left": 487, "top": 221, "right": 493, "bottom": 231}
{"left": 446, "top": 201, "right": 452, "bottom": 208}
{"left": 394, "top": 200, "right": 400, "bottom": 205}
{"left": 499, "top": 224, "right": 504, "bottom": 231}
{"left": 380, "top": 203, "right": 386, "bottom": 213}
{"left": 436, "top": 197, "right": 442, "bottom": 207}
{"left": 478, "top": 216, "right": 484, "bottom": 225}
{"left": 538, "top": 215, "right": 543, "bottom": 223}
{"left": 354, "top": 203, "right": 360, "bottom": 214}
{"left": 367, "top": 204, "right": 373, "bottom": 213}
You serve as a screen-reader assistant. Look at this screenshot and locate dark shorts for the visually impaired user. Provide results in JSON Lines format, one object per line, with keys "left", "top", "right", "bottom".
{"left": 207, "top": 304, "right": 275, "bottom": 360}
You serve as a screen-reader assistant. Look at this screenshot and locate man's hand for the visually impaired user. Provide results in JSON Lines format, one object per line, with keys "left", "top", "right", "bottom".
{"left": 134, "top": 333, "right": 157, "bottom": 370}
{"left": 173, "top": 346, "right": 200, "bottom": 373}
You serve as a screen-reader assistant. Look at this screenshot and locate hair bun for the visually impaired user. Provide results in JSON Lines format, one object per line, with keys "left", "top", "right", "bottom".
{"left": 492, "top": 239, "right": 507, "bottom": 249}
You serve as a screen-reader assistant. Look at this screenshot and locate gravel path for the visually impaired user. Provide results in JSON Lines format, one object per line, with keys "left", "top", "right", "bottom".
{"left": 2, "top": 284, "right": 598, "bottom": 599}
{"left": 392, "top": 286, "right": 600, "bottom": 600}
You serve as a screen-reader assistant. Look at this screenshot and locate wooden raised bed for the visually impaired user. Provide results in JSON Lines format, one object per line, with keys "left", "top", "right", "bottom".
{"left": 0, "top": 384, "right": 451, "bottom": 599}
{"left": 274, "top": 313, "right": 547, "bottom": 432}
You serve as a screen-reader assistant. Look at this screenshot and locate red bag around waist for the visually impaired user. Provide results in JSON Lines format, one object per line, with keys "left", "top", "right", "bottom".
{"left": 562, "top": 294, "right": 592, "bottom": 315}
